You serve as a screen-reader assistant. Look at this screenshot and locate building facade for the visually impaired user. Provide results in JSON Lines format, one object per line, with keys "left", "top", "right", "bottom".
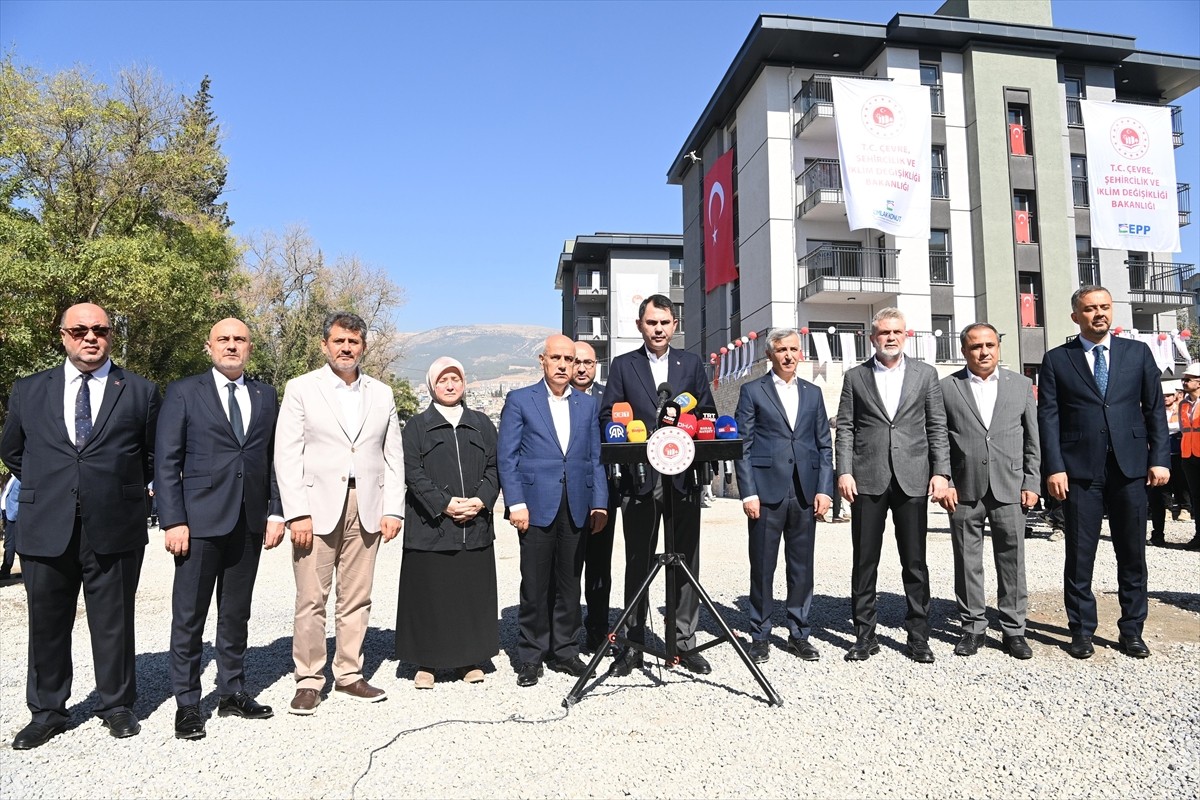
{"left": 555, "top": 233, "right": 685, "bottom": 380}
{"left": 667, "top": 0, "right": 1198, "bottom": 399}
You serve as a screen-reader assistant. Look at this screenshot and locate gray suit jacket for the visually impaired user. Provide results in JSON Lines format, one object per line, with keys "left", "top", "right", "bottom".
{"left": 835, "top": 356, "right": 950, "bottom": 496}
{"left": 941, "top": 367, "right": 1040, "bottom": 504}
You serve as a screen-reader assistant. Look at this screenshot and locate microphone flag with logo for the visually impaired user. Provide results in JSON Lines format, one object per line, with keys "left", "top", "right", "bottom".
{"left": 611, "top": 402, "right": 633, "bottom": 426}
{"left": 696, "top": 419, "right": 716, "bottom": 440}
{"left": 627, "top": 420, "right": 648, "bottom": 443}
{"left": 657, "top": 403, "right": 681, "bottom": 429}
{"left": 715, "top": 415, "right": 739, "bottom": 439}
{"left": 604, "top": 422, "right": 627, "bottom": 443}
{"left": 676, "top": 412, "right": 699, "bottom": 439}
{"left": 673, "top": 392, "right": 698, "bottom": 413}
{"left": 696, "top": 405, "right": 718, "bottom": 422}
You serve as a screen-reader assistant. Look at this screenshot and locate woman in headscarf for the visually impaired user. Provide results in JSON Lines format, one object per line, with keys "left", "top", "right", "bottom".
{"left": 395, "top": 357, "right": 499, "bottom": 687}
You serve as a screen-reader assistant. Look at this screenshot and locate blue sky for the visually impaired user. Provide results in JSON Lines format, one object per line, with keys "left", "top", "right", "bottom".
{"left": 4, "top": 0, "right": 1198, "bottom": 332}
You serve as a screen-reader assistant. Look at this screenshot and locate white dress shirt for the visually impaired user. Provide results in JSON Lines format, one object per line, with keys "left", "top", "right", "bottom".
{"left": 772, "top": 372, "right": 800, "bottom": 430}
{"left": 872, "top": 355, "right": 906, "bottom": 420}
{"left": 509, "top": 382, "right": 573, "bottom": 514}
{"left": 212, "top": 368, "right": 250, "bottom": 427}
{"left": 329, "top": 368, "right": 364, "bottom": 478}
{"left": 63, "top": 358, "right": 112, "bottom": 446}
{"left": 646, "top": 347, "right": 670, "bottom": 389}
{"left": 967, "top": 369, "right": 1000, "bottom": 430}
{"left": 1079, "top": 334, "right": 1114, "bottom": 377}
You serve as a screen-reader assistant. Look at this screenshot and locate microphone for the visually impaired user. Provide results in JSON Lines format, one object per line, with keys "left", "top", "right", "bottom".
{"left": 696, "top": 405, "right": 718, "bottom": 423}
{"left": 696, "top": 419, "right": 716, "bottom": 440}
{"left": 715, "top": 415, "right": 739, "bottom": 439}
{"left": 654, "top": 383, "right": 674, "bottom": 429}
{"left": 673, "top": 392, "right": 698, "bottom": 413}
{"left": 656, "top": 402, "right": 681, "bottom": 429}
{"left": 603, "top": 422, "right": 627, "bottom": 443}
{"left": 676, "top": 412, "right": 699, "bottom": 439}
{"left": 611, "top": 402, "right": 633, "bottom": 427}
{"left": 626, "top": 420, "right": 648, "bottom": 443}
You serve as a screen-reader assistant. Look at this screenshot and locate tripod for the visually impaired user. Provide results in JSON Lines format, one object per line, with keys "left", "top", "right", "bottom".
{"left": 563, "top": 441, "right": 783, "bottom": 707}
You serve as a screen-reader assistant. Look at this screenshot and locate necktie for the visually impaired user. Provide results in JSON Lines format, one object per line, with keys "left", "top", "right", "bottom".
{"left": 227, "top": 382, "right": 246, "bottom": 444}
{"left": 75, "top": 374, "right": 93, "bottom": 451}
{"left": 1093, "top": 345, "right": 1109, "bottom": 396}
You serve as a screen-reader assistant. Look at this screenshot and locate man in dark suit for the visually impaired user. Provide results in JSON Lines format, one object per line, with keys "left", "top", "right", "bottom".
{"left": 571, "top": 340, "right": 619, "bottom": 654}
{"left": 598, "top": 294, "right": 716, "bottom": 677}
{"left": 1039, "top": 286, "right": 1169, "bottom": 659}
{"left": 735, "top": 328, "right": 833, "bottom": 664}
{"left": 1, "top": 303, "right": 160, "bottom": 749}
{"left": 498, "top": 334, "right": 608, "bottom": 687}
{"left": 836, "top": 307, "right": 950, "bottom": 663}
{"left": 938, "top": 323, "right": 1040, "bottom": 659}
{"left": 155, "top": 318, "right": 286, "bottom": 740}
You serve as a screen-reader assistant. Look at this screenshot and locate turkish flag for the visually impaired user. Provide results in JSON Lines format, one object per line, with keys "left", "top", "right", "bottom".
{"left": 703, "top": 149, "right": 738, "bottom": 293}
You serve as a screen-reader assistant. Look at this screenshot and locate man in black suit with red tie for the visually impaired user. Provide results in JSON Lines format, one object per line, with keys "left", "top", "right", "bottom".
{"left": 1039, "top": 286, "right": 1169, "bottom": 659}
{"left": 155, "top": 318, "right": 285, "bottom": 740}
{"left": 1, "top": 303, "right": 160, "bottom": 749}
{"left": 598, "top": 294, "right": 716, "bottom": 677}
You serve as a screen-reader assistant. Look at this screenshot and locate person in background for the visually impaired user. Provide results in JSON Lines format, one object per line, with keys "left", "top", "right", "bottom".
{"left": 1, "top": 474, "right": 19, "bottom": 580}
{"left": 827, "top": 418, "right": 849, "bottom": 523}
{"left": 1149, "top": 379, "right": 1183, "bottom": 546}
{"left": 396, "top": 357, "right": 499, "bottom": 688}
{"left": 1176, "top": 363, "right": 1200, "bottom": 550}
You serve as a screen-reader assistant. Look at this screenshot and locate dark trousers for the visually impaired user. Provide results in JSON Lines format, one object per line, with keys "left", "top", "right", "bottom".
{"left": 21, "top": 515, "right": 143, "bottom": 725}
{"left": 1063, "top": 451, "right": 1148, "bottom": 638}
{"left": 2, "top": 517, "right": 16, "bottom": 572}
{"left": 850, "top": 479, "right": 930, "bottom": 640}
{"left": 620, "top": 478, "right": 702, "bottom": 649}
{"left": 517, "top": 491, "right": 584, "bottom": 665}
{"left": 582, "top": 499, "right": 616, "bottom": 640}
{"left": 747, "top": 482, "right": 816, "bottom": 641}
{"left": 170, "top": 505, "right": 263, "bottom": 706}
{"left": 1181, "top": 457, "right": 1200, "bottom": 539}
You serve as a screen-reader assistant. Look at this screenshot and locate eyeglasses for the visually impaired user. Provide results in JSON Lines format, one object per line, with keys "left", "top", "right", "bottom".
{"left": 576, "top": 359, "right": 596, "bottom": 367}
{"left": 60, "top": 325, "right": 112, "bottom": 339}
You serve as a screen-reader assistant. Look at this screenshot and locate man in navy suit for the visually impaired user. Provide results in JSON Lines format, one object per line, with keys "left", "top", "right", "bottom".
{"left": 598, "top": 294, "right": 716, "bottom": 677}
{"left": 498, "top": 334, "right": 608, "bottom": 687}
{"left": 735, "top": 328, "right": 833, "bottom": 664}
{"left": 1, "top": 302, "right": 160, "bottom": 749}
{"left": 155, "top": 318, "right": 285, "bottom": 739}
{"left": 1039, "top": 286, "right": 1169, "bottom": 659}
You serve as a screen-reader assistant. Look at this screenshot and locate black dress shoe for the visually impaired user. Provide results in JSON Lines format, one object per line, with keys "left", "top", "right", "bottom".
{"left": 844, "top": 636, "right": 880, "bottom": 662}
{"left": 516, "top": 663, "right": 543, "bottom": 687}
{"left": 1068, "top": 634, "right": 1095, "bottom": 659}
{"left": 101, "top": 710, "right": 140, "bottom": 739}
{"left": 1002, "top": 635, "right": 1033, "bottom": 660}
{"left": 585, "top": 631, "right": 615, "bottom": 656}
{"left": 678, "top": 652, "right": 712, "bottom": 674}
{"left": 786, "top": 636, "right": 820, "bottom": 661}
{"left": 953, "top": 632, "right": 986, "bottom": 657}
{"left": 12, "top": 721, "right": 65, "bottom": 750}
{"left": 747, "top": 640, "right": 770, "bottom": 664}
{"left": 1119, "top": 635, "right": 1151, "bottom": 659}
{"left": 217, "top": 692, "right": 274, "bottom": 719}
{"left": 607, "top": 648, "right": 644, "bottom": 677}
{"left": 547, "top": 656, "right": 588, "bottom": 677}
{"left": 174, "top": 705, "right": 206, "bottom": 740}
{"left": 906, "top": 639, "right": 935, "bottom": 663}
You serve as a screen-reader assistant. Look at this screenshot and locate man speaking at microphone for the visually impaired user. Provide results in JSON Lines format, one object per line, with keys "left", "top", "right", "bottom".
{"left": 599, "top": 294, "right": 715, "bottom": 676}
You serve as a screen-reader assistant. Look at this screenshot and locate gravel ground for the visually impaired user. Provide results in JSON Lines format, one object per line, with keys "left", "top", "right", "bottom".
{"left": 1, "top": 499, "right": 1198, "bottom": 800}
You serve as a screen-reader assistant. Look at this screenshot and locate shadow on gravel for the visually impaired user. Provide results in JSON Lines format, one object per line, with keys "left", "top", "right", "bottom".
{"left": 1148, "top": 590, "right": 1200, "bottom": 614}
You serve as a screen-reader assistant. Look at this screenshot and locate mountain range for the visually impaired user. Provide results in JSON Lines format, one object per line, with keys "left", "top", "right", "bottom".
{"left": 394, "top": 324, "right": 558, "bottom": 385}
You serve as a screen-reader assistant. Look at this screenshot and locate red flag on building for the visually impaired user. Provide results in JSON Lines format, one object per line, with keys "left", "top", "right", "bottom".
{"left": 703, "top": 149, "right": 738, "bottom": 293}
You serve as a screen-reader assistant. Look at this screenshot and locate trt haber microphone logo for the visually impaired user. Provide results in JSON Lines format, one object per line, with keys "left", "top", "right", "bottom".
{"left": 861, "top": 96, "right": 904, "bottom": 138}
{"left": 1110, "top": 117, "right": 1150, "bottom": 160}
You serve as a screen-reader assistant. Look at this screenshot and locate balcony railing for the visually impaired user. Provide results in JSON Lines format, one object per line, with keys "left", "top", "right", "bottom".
{"left": 795, "top": 159, "right": 843, "bottom": 217}
{"left": 797, "top": 74, "right": 834, "bottom": 114}
{"left": 1072, "top": 177, "right": 1089, "bottom": 207}
{"left": 799, "top": 245, "right": 899, "bottom": 280}
{"left": 574, "top": 318, "right": 609, "bottom": 341}
{"left": 927, "top": 85, "right": 944, "bottom": 116}
{"left": 1066, "top": 97, "right": 1083, "bottom": 126}
{"left": 1116, "top": 101, "right": 1185, "bottom": 146}
{"left": 929, "top": 251, "right": 953, "bottom": 284}
{"left": 932, "top": 167, "right": 948, "bottom": 199}
{"left": 1127, "top": 260, "right": 1193, "bottom": 292}
{"left": 1180, "top": 183, "right": 1191, "bottom": 227}
{"left": 1077, "top": 258, "right": 1101, "bottom": 286}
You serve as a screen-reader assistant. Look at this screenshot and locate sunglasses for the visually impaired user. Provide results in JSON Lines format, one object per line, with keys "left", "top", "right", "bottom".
{"left": 60, "top": 325, "right": 112, "bottom": 339}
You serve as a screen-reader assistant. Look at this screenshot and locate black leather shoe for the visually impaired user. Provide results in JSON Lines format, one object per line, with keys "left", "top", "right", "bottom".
{"left": 953, "top": 632, "right": 986, "bottom": 657}
{"left": 174, "top": 705, "right": 206, "bottom": 740}
{"left": 906, "top": 638, "right": 935, "bottom": 663}
{"left": 747, "top": 640, "right": 770, "bottom": 664}
{"left": 515, "top": 663, "right": 543, "bottom": 687}
{"left": 786, "top": 636, "right": 820, "bottom": 661}
{"left": 844, "top": 636, "right": 880, "bottom": 662}
{"left": 607, "top": 648, "right": 644, "bottom": 677}
{"left": 678, "top": 652, "right": 712, "bottom": 674}
{"left": 217, "top": 692, "right": 273, "bottom": 719}
{"left": 101, "top": 710, "right": 140, "bottom": 738}
{"left": 1119, "top": 635, "right": 1151, "bottom": 659}
{"left": 12, "top": 721, "right": 65, "bottom": 750}
{"left": 547, "top": 656, "right": 588, "bottom": 677}
{"left": 1002, "top": 635, "right": 1033, "bottom": 660}
{"left": 1068, "top": 634, "right": 1095, "bottom": 659}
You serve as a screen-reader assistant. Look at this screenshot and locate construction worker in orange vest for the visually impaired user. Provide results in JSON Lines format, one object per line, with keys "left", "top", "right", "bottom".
{"left": 1176, "top": 363, "right": 1200, "bottom": 549}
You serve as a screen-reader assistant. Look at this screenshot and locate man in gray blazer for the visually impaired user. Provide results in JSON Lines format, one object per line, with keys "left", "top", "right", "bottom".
{"left": 937, "top": 324, "right": 1039, "bottom": 660}
{"left": 836, "top": 308, "right": 950, "bottom": 663}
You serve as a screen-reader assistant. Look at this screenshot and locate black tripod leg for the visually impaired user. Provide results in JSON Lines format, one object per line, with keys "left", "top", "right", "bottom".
{"left": 564, "top": 557, "right": 667, "bottom": 707}
{"left": 674, "top": 560, "right": 784, "bottom": 707}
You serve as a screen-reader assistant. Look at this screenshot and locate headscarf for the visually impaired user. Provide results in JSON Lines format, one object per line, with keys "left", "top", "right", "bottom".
{"left": 426, "top": 356, "right": 466, "bottom": 407}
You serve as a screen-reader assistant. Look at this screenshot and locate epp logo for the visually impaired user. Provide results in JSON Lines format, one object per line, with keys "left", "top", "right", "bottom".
{"left": 1118, "top": 224, "right": 1151, "bottom": 236}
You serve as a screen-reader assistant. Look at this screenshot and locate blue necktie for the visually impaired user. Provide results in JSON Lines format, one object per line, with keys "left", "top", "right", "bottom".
{"left": 75, "top": 374, "right": 93, "bottom": 451}
{"left": 1093, "top": 344, "right": 1109, "bottom": 396}
{"left": 227, "top": 383, "right": 246, "bottom": 444}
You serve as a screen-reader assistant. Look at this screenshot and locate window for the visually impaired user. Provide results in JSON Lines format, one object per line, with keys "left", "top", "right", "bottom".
{"left": 929, "top": 230, "right": 952, "bottom": 283}
{"left": 1128, "top": 250, "right": 1150, "bottom": 290}
{"left": 669, "top": 257, "right": 684, "bottom": 288}
{"left": 920, "top": 63, "right": 944, "bottom": 116}
{"left": 932, "top": 314, "right": 955, "bottom": 362}
{"left": 1013, "top": 192, "right": 1037, "bottom": 243}
{"left": 1007, "top": 104, "right": 1031, "bottom": 155}
{"left": 1065, "top": 76, "right": 1085, "bottom": 126}
{"left": 1076, "top": 236, "right": 1099, "bottom": 285}
{"left": 931, "top": 146, "right": 948, "bottom": 198}
{"left": 673, "top": 303, "right": 685, "bottom": 333}
{"left": 1018, "top": 272, "right": 1044, "bottom": 327}
{"left": 1071, "top": 156, "right": 1088, "bottom": 206}
{"left": 808, "top": 321, "right": 867, "bottom": 362}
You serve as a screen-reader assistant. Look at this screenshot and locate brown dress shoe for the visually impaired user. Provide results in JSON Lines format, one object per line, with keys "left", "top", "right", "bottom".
{"left": 334, "top": 679, "right": 387, "bottom": 702}
{"left": 289, "top": 688, "right": 322, "bottom": 715}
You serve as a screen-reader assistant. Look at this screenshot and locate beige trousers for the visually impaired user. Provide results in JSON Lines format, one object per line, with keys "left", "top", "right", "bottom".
{"left": 291, "top": 487, "right": 381, "bottom": 689}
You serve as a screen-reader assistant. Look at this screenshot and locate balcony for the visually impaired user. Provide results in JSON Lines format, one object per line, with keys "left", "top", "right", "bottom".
{"left": 927, "top": 85, "right": 944, "bottom": 116}
{"left": 932, "top": 167, "right": 948, "bottom": 199}
{"left": 575, "top": 318, "right": 609, "bottom": 341}
{"left": 1077, "top": 258, "right": 1101, "bottom": 286}
{"left": 798, "top": 245, "right": 899, "bottom": 303}
{"left": 1066, "top": 97, "right": 1083, "bottom": 126}
{"left": 1073, "top": 177, "right": 1089, "bottom": 207}
{"left": 929, "top": 251, "right": 953, "bottom": 284}
{"left": 1070, "top": 100, "right": 1184, "bottom": 146}
{"left": 1180, "top": 183, "right": 1191, "bottom": 227}
{"left": 796, "top": 159, "right": 844, "bottom": 221}
{"left": 1126, "top": 260, "right": 1195, "bottom": 313}
{"left": 794, "top": 75, "right": 835, "bottom": 138}
{"left": 575, "top": 281, "right": 608, "bottom": 300}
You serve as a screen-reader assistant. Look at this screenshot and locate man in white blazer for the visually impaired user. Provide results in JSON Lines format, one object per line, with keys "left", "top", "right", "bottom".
{"left": 275, "top": 312, "right": 404, "bottom": 715}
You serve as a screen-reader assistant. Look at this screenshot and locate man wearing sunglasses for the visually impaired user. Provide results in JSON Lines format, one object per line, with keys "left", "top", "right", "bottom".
{"left": 1, "top": 303, "right": 160, "bottom": 749}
